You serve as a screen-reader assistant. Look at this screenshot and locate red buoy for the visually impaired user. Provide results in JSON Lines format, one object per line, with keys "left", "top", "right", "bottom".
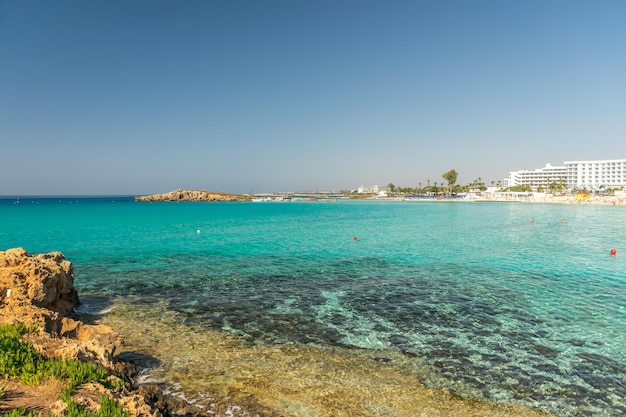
{"left": 353, "top": 236, "right": 358, "bottom": 242}
{"left": 610, "top": 249, "right": 617, "bottom": 256}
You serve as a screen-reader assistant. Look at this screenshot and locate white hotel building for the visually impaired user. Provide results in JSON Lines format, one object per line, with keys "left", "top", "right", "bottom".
{"left": 507, "top": 159, "right": 626, "bottom": 191}
{"left": 565, "top": 159, "right": 626, "bottom": 190}
{"left": 508, "top": 163, "right": 567, "bottom": 189}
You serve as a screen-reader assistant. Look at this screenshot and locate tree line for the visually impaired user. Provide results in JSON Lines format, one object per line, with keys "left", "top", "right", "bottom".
{"left": 383, "top": 169, "right": 568, "bottom": 196}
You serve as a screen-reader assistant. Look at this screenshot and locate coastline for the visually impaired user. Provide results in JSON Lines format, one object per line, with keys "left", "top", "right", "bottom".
{"left": 373, "top": 194, "right": 626, "bottom": 206}
{"left": 475, "top": 194, "right": 625, "bottom": 205}
{"left": 0, "top": 248, "right": 555, "bottom": 417}
{"left": 100, "top": 297, "right": 555, "bottom": 417}
{"left": 0, "top": 248, "right": 249, "bottom": 417}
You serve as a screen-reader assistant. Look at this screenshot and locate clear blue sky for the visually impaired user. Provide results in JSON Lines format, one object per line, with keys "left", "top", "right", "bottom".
{"left": 1, "top": 0, "right": 625, "bottom": 195}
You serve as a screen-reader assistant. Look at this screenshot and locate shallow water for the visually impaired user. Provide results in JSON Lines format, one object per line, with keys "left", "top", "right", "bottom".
{"left": 2, "top": 198, "right": 625, "bottom": 416}
{"left": 99, "top": 297, "right": 551, "bottom": 417}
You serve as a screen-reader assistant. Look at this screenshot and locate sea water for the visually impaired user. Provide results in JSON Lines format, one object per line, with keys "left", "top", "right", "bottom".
{"left": 1, "top": 197, "right": 625, "bottom": 416}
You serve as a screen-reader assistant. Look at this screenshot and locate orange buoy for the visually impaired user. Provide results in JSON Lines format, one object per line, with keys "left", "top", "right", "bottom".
{"left": 610, "top": 249, "right": 617, "bottom": 256}
{"left": 353, "top": 236, "right": 358, "bottom": 242}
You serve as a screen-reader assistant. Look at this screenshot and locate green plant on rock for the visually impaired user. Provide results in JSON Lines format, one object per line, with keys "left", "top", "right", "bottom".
{"left": 1, "top": 409, "right": 48, "bottom": 417}
{"left": 3, "top": 409, "right": 32, "bottom": 417}
{"left": 0, "top": 324, "right": 129, "bottom": 417}
{"left": 63, "top": 395, "right": 129, "bottom": 417}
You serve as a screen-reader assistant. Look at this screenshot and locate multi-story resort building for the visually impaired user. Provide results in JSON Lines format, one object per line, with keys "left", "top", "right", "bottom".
{"left": 508, "top": 163, "right": 567, "bottom": 189}
{"left": 357, "top": 185, "right": 384, "bottom": 194}
{"left": 506, "top": 159, "right": 626, "bottom": 191}
{"left": 565, "top": 159, "right": 626, "bottom": 190}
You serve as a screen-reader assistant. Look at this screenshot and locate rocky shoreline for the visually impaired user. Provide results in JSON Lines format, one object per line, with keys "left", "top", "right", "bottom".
{"left": 1, "top": 249, "right": 556, "bottom": 417}
{"left": 0, "top": 248, "right": 253, "bottom": 417}
{"left": 135, "top": 190, "right": 252, "bottom": 202}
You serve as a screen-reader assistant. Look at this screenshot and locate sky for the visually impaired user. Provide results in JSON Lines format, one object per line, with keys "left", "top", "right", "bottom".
{"left": 1, "top": 0, "right": 625, "bottom": 195}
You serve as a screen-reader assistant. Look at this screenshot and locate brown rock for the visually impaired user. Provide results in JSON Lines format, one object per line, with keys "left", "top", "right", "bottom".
{"left": 135, "top": 189, "right": 252, "bottom": 202}
{"left": 0, "top": 249, "right": 220, "bottom": 417}
{"left": 0, "top": 247, "right": 78, "bottom": 316}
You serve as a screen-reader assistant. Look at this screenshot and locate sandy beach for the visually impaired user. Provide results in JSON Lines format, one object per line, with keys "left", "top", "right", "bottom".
{"left": 384, "top": 194, "right": 626, "bottom": 206}
{"left": 481, "top": 194, "right": 626, "bottom": 206}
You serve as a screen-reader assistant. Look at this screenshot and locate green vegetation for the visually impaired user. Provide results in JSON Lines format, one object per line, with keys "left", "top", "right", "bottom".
{"left": 442, "top": 169, "right": 458, "bottom": 194}
{"left": 3, "top": 409, "right": 52, "bottom": 417}
{"left": 371, "top": 170, "right": 492, "bottom": 196}
{"left": 349, "top": 193, "right": 376, "bottom": 199}
{"left": 468, "top": 177, "right": 487, "bottom": 192}
{"left": 503, "top": 185, "right": 532, "bottom": 192}
{"left": 0, "top": 324, "right": 128, "bottom": 417}
{"left": 63, "top": 396, "right": 128, "bottom": 417}
{"left": 3, "top": 399, "right": 125, "bottom": 417}
{"left": 2, "top": 409, "right": 41, "bottom": 417}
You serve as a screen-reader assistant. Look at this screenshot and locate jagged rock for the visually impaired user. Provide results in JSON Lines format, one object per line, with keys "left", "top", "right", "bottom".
{"left": 135, "top": 385, "right": 214, "bottom": 417}
{"left": 0, "top": 249, "right": 124, "bottom": 371}
{"left": 0, "top": 248, "right": 219, "bottom": 417}
{"left": 26, "top": 330, "right": 122, "bottom": 372}
{"left": 135, "top": 189, "right": 252, "bottom": 202}
{"left": 0, "top": 247, "right": 78, "bottom": 315}
{"left": 118, "top": 388, "right": 164, "bottom": 417}
{"left": 1, "top": 251, "right": 66, "bottom": 333}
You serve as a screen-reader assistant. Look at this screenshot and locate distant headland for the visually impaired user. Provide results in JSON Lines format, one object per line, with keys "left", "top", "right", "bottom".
{"left": 135, "top": 189, "right": 252, "bottom": 202}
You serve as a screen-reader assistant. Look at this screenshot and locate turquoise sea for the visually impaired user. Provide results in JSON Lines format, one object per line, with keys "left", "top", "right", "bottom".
{"left": 1, "top": 197, "right": 625, "bottom": 416}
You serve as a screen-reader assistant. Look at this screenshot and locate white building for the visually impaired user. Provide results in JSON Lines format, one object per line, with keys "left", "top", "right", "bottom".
{"left": 564, "top": 159, "right": 626, "bottom": 191}
{"left": 508, "top": 163, "right": 567, "bottom": 189}
{"left": 357, "top": 185, "right": 383, "bottom": 194}
{"left": 506, "top": 159, "right": 626, "bottom": 191}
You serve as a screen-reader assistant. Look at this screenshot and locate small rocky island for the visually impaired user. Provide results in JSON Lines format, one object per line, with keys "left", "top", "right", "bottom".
{"left": 135, "top": 189, "right": 252, "bottom": 202}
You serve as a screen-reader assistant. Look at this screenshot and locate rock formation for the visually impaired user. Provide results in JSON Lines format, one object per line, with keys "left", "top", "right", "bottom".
{"left": 0, "top": 248, "right": 219, "bottom": 417}
{"left": 0, "top": 248, "right": 80, "bottom": 333}
{"left": 135, "top": 189, "right": 252, "bottom": 202}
